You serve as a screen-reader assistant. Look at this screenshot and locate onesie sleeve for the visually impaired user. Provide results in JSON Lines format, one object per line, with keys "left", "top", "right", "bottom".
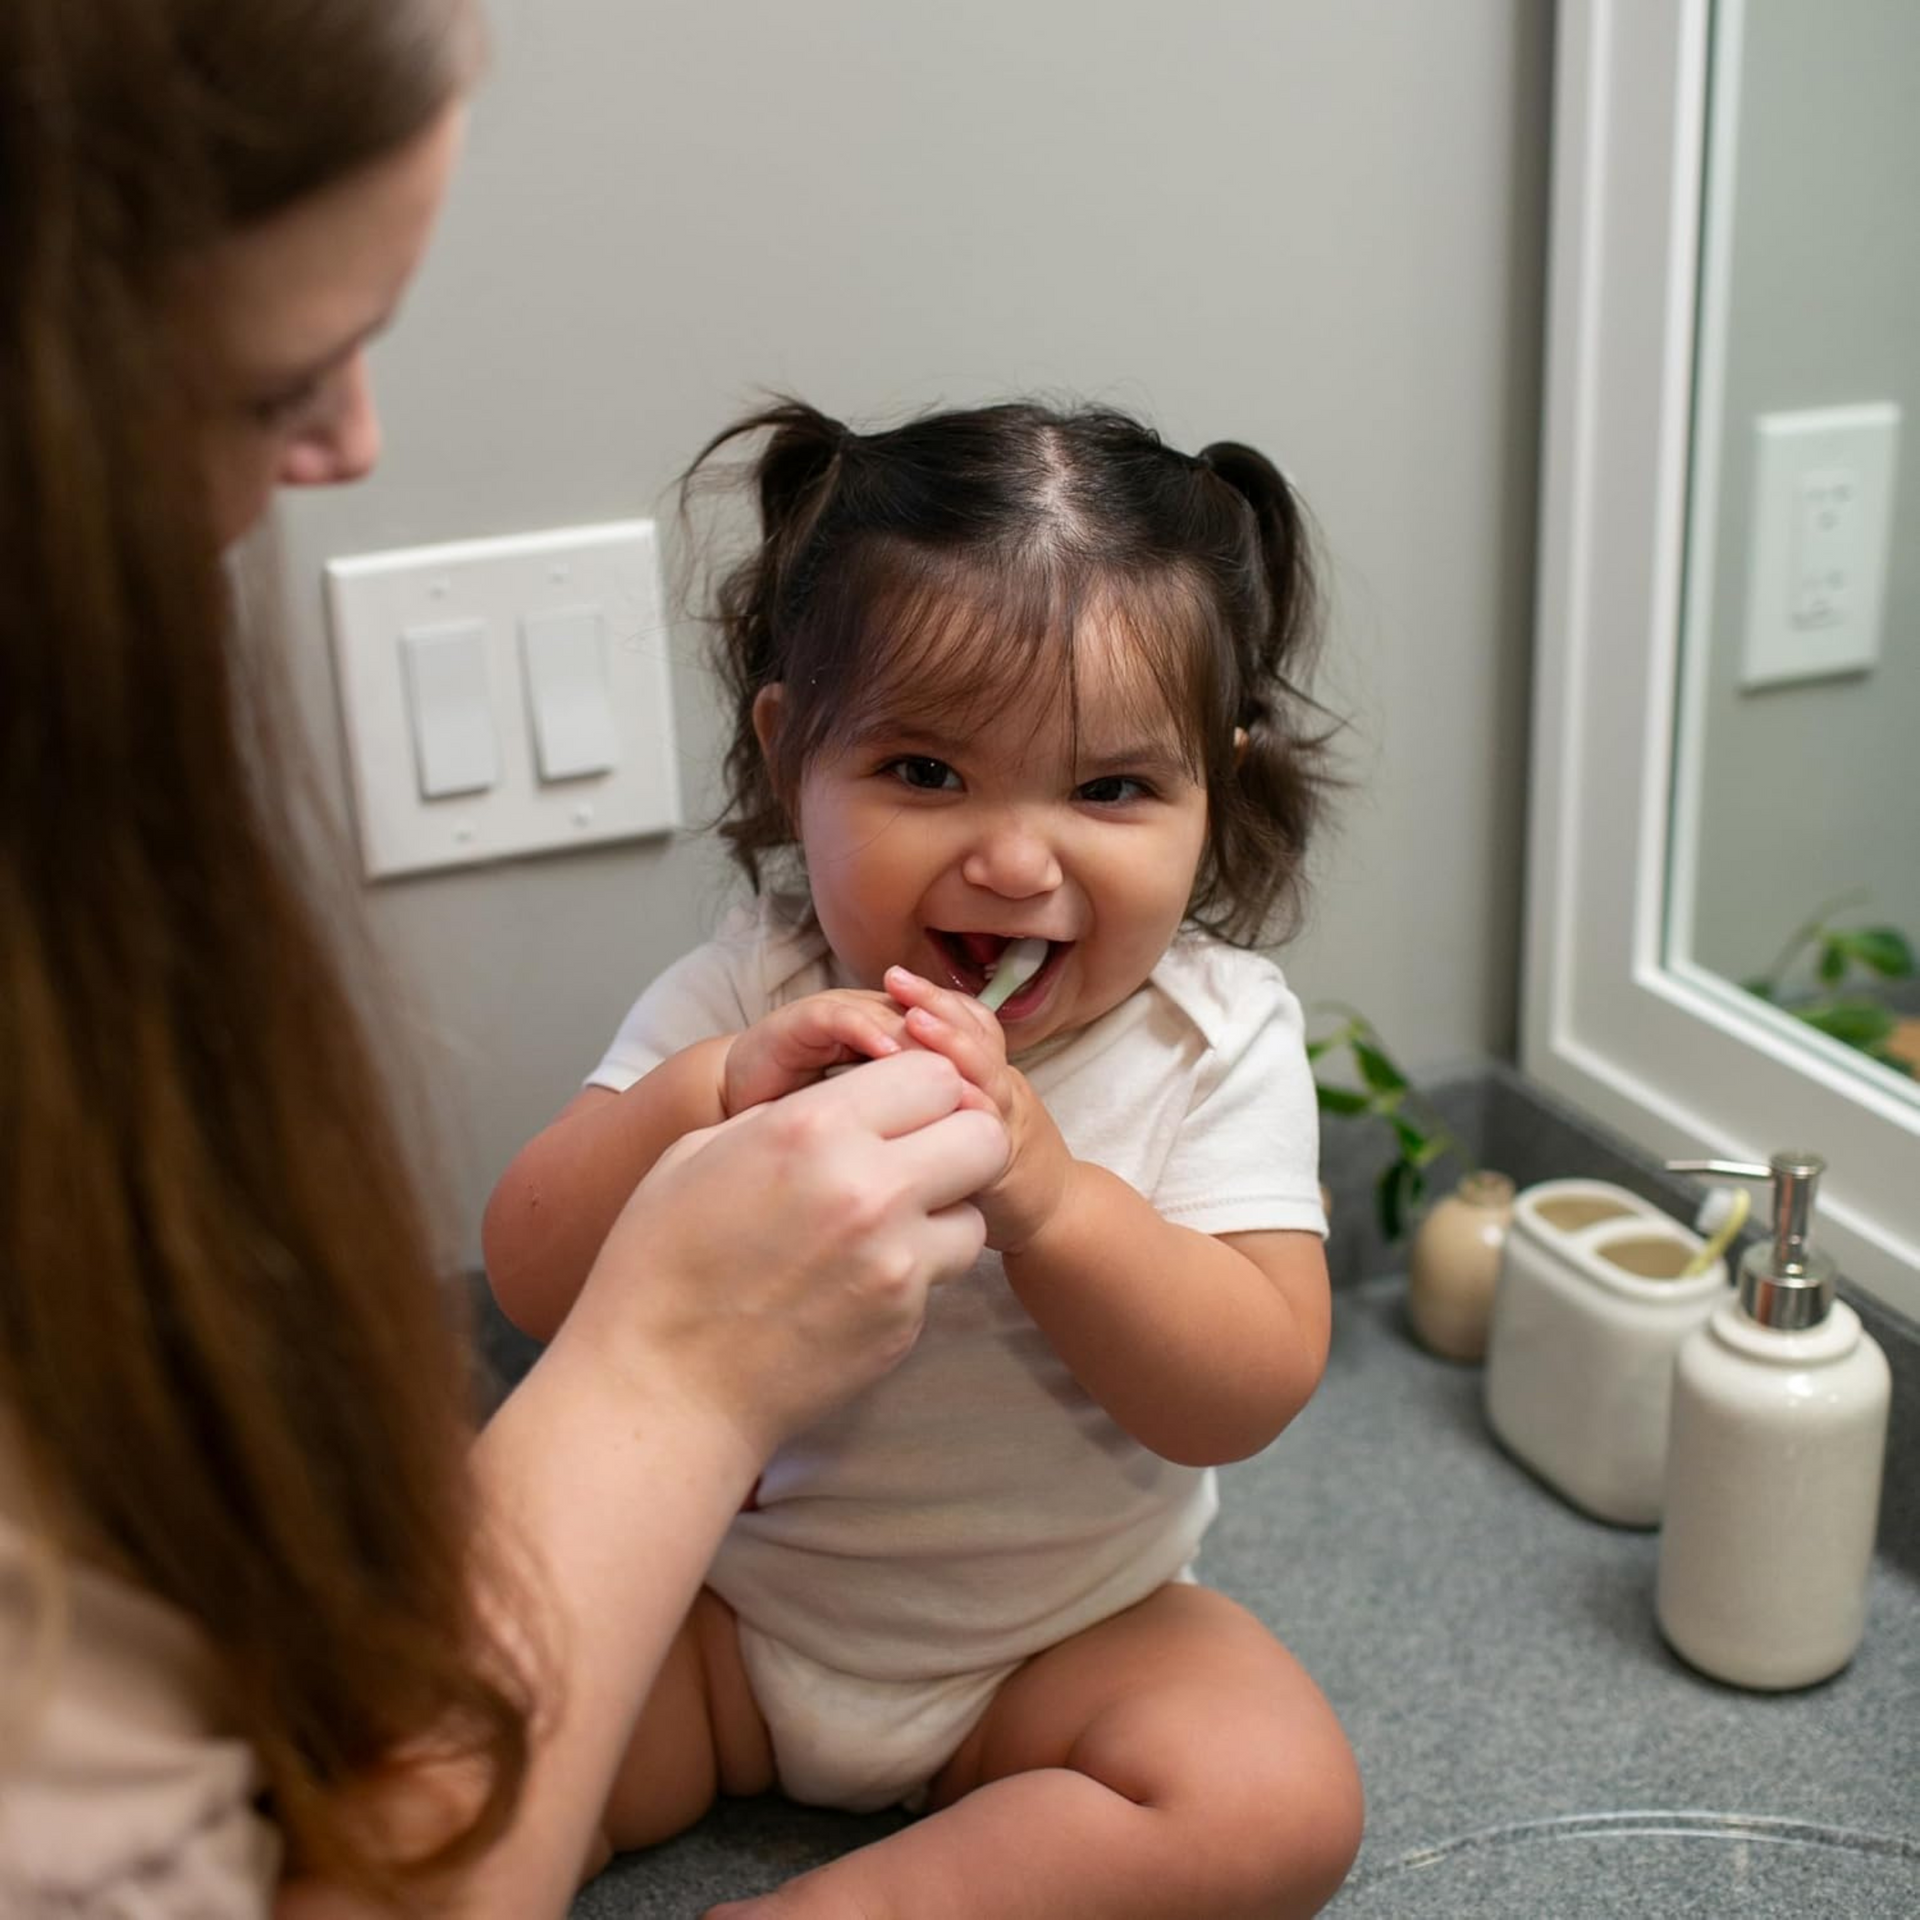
{"left": 585, "top": 922, "right": 760, "bottom": 1094}
{"left": 584, "top": 897, "right": 828, "bottom": 1094}
{"left": 1151, "top": 951, "right": 1327, "bottom": 1241}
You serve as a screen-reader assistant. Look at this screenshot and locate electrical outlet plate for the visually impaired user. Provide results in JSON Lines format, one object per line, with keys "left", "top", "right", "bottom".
{"left": 325, "top": 521, "right": 680, "bottom": 880}
{"left": 1740, "top": 404, "right": 1900, "bottom": 691}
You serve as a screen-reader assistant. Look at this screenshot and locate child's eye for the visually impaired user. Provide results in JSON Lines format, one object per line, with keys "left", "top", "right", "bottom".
{"left": 884, "top": 756, "right": 961, "bottom": 792}
{"left": 1077, "top": 774, "right": 1152, "bottom": 805}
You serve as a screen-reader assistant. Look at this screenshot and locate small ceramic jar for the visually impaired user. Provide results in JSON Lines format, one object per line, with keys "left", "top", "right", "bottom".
{"left": 1406, "top": 1170, "right": 1516, "bottom": 1361}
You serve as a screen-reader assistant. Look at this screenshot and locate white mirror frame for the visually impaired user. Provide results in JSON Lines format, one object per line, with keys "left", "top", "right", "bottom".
{"left": 1523, "top": 0, "right": 1919, "bottom": 1319}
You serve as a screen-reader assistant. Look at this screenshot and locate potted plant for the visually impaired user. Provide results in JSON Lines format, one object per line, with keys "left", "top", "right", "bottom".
{"left": 1742, "top": 894, "right": 1916, "bottom": 1078}
{"left": 1309, "top": 1006, "right": 1512, "bottom": 1361}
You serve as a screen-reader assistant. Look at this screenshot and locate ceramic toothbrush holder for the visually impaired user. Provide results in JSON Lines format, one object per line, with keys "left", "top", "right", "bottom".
{"left": 1483, "top": 1180, "right": 1730, "bottom": 1527}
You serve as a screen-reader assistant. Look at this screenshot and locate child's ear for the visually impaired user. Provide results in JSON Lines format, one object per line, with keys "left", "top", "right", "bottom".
{"left": 752, "top": 684, "right": 787, "bottom": 763}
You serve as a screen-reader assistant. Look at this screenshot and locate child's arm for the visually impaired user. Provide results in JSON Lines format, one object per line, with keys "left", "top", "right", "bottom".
{"left": 886, "top": 967, "right": 1330, "bottom": 1467}
{"left": 483, "top": 991, "right": 913, "bottom": 1341}
{"left": 482, "top": 1040, "right": 730, "bottom": 1342}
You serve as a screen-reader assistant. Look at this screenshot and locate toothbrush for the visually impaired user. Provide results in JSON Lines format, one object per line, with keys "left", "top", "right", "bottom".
{"left": 1680, "top": 1184, "right": 1751, "bottom": 1278}
{"left": 977, "top": 939, "right": 1049, "bottom": 1015}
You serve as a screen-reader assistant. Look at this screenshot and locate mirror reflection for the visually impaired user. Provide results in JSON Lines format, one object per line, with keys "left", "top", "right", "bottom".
{"left": 1670, "top": 0, "right": 1919, "bottom": 1093}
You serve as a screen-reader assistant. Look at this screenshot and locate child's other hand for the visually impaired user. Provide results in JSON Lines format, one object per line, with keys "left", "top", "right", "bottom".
{"left": 883, "top": 966, "right": 1070, "bottom": 1253}
{"left": 723, "top": 989, "right": 912, "bottom": 1115}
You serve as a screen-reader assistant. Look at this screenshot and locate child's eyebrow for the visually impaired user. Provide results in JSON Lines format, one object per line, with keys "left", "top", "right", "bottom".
{"left": 846, "top": 715, "right": 1198, "bottom": 781}
{"left": 1075, "top": 740, "right": 1198, "bottom": 781}
{"left": 844, "top": 718, "right": 966, "bottom": 755}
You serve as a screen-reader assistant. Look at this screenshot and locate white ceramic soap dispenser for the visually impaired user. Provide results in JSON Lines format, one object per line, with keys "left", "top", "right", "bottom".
{"left": 1656, "top": 1153, "right": 1890, "bottom": 1690}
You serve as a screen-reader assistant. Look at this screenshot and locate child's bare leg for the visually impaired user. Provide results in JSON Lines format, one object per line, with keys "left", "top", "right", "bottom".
{"left": 705, "top": 1582, "right": 1361, "bottom": 1920}
{"left": 597, "top": 1588, "right": 774, "bottom": 1866}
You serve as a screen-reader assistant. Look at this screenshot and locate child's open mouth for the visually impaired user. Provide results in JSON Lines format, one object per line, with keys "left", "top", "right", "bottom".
{"left": 928, "top": 929, "right": 1069, "bottom": 1017}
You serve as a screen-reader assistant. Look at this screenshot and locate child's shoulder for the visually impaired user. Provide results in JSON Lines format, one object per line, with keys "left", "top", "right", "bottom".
{"left": 705, "top": 891, "right": 837, "bottom": 1009}
{"left": 1147, "top": 932, "right": 1304, "bottom": 1056}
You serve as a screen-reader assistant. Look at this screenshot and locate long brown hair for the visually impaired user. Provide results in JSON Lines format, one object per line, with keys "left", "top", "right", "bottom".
{"left": 0, "top": 0, "right": 530, "bottom": 1890}
{"left": 691, "top": 398, "right": 1339, "bottom": 946}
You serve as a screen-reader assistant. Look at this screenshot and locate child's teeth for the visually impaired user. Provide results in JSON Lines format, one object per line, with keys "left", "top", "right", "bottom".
{"left": 977, "top": 938, "right": 1049, "bottom": 1013}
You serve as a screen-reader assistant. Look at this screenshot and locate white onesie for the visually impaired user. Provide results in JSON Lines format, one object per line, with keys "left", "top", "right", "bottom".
{"left": 589, "top": 896, "right": 1326, "bottom": 1810}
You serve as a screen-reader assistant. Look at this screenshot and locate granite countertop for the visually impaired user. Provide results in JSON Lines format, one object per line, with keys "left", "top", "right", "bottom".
{"left": 1226, "top": 1277, "right": 1919, "bottom": 1916}
{"left": 563, "top": 1271, "right": 1920, "bottom": 1916}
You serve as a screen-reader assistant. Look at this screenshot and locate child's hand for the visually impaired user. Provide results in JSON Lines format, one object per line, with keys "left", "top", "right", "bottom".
{"left": 722, "top": 989, "right": 913, "bottom": 1116}
{"left": 883, "top": 966, "right": 1071, "bottom": 1253}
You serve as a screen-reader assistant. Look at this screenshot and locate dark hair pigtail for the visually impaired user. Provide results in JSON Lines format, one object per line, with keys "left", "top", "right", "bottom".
{"left": 685, "top": 400, "right": 848, "bottom": 888}
{"left": 1194, "top": 441, "right": 1340, "bottom": 943}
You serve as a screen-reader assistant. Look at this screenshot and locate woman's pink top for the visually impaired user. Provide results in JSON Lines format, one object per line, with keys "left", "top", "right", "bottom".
{"left": 0, "top": 1436, "right": 279, "bottom": 1914}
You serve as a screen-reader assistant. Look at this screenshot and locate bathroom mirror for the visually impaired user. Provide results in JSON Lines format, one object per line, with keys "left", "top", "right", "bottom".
{"left": 1523, "top": 0, "right": 1920, "bottom": 1317}
{"left": 1668, "top": 0, "right": 1919, "bottom": 1084}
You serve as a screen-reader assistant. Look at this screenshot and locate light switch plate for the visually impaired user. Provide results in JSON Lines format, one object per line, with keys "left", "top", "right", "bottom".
{"left": 521, "top": 606, "right": 621, "bottom": 781}
{"left": 399, "top": 619, "right": 498, "bottom": 799}
{"left": 325, "top": 521, "right": 679, "bottom": 879}
{"left": 1740, "top": 404, "right": 1899, "bottom": 691}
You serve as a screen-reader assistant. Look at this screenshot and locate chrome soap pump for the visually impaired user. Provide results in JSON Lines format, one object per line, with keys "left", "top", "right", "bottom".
{"left": 1656, "top": 1153, "right": 1890, "bottom": 1690}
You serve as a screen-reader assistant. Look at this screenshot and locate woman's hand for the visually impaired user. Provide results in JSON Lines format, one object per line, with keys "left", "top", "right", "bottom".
{"left": 566, "top": 1048, "right": 1008, "bottom": 1460}
{"left": 882, "top": 967, "right": 1073, "bottom": 1256}
{"left": 720, "top": 987, "right": 913, "bottom": 1116}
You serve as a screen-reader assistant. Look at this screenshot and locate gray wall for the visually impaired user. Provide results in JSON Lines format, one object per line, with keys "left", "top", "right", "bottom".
{"left": 273, "top": 0, "right": 1551, "bottom": 1265}
{"left": 1690, "top": 0, "right": 1920, "bottom": 987}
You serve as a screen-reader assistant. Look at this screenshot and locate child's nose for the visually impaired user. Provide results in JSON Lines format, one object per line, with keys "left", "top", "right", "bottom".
{"left": 961, "top": 812, "right": 1063, "bottom": 899}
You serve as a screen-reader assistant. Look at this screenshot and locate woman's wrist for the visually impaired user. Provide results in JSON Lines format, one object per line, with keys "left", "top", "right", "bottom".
{"left": 549, "top": 1260, "right": 771, "bottom": 1499}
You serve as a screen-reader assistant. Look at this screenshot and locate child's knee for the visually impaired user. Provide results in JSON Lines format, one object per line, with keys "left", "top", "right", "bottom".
{"left": 1224, "top": 1723, "right": 1364, "bottom": 1914}
{"left": 1298, "top": 1739, "right": 1366, "bottom": 1903}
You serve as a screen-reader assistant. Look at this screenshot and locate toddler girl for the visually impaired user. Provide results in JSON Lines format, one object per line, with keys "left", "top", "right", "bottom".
{"left": 485, "top": 398, "right": 1363, "bottom": 1918}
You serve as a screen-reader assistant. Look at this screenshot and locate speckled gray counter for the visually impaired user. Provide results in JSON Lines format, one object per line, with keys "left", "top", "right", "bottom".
{"left": 548, "top": 1277, "right": 1917, "bottom": 1916}
{"left": 466, "top": 1065, "right": 1919, "bottom": 1917}
{"left": 1227, "top": 1279, "right": 1919, "bottom": 1916}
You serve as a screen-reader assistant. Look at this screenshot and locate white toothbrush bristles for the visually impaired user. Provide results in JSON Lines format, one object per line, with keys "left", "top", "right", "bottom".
{"left": 977, "top": 939, "right": 1049, "bottom": 1014}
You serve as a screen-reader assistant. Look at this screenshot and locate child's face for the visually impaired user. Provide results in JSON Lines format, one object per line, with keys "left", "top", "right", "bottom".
{"left": 772, "top": 613, "right": 1211, "bottom": 1054}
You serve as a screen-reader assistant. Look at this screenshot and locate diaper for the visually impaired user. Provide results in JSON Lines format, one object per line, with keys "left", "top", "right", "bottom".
{"left": 735, "top": 1624, "right": 1021, "bottom": 1815}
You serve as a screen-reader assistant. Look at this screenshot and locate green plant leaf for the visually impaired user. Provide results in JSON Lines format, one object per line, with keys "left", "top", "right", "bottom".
{"left": 1838, "top": 927, "right": 1916, "bottom": 979}
{"left": 1389, "top": 1114, "right": 1430, "bottom": 1162}
{"left": 1306, "top": 1017, "right": 1363, "bottom": 1064}
{"left": 1316, "top": 1084, "right": 1371, "bottom": 1117}
{"left": 1796, "top": 999, "right": 1896, "bottom": 1048}
{"left": 1741, "top": 976, "right": 1779, "bottom": 1001}
{"left": 1352, "top": 1040, "right": 1407, "bottom": 1096}
{"left": 1816, "top": 941, "right": 1847, "bottom": 987}
{"left": 1376, "top": 1159, "right": 1415, "bottom": 1243}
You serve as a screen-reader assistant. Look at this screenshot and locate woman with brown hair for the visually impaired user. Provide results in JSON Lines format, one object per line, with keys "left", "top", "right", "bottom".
{"left": 0, "top": 3, "right": 1006, "bottom": 1913}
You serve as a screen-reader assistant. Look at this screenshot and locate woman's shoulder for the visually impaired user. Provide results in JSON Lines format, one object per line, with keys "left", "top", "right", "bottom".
{"left": 0, "top": 1439, "right": 279, "bottom": 1911}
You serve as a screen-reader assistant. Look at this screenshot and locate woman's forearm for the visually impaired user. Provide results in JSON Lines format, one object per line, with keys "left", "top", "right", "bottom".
{"left": 454, "top": 1314, "right": 760, "bottom": 1914}
{"left": 275, "top": 1317, "right": 757, "bottom": 1920}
